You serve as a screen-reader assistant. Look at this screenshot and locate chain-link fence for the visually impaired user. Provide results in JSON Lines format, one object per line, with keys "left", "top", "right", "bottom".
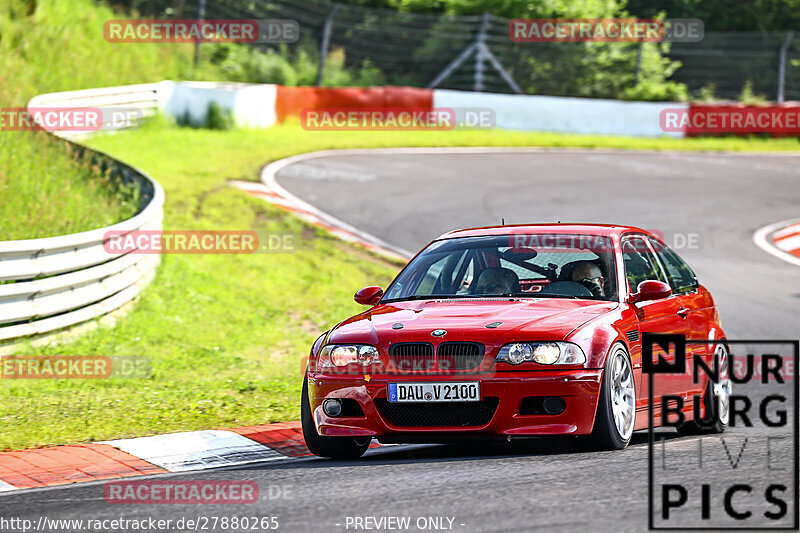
{"left": 128, "top": 0, "right": 800, "bottom": 101}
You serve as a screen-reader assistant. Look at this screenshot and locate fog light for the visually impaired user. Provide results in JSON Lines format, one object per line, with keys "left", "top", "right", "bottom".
{"left": 323, "top": 399, "right": 342, "bottom": 417}
{"left": 543, "top": 396, "right": 566, "bottom": 415}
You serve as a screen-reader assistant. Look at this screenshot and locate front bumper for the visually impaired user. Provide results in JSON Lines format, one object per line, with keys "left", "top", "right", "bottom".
{"left": 306, "top": 369, "right": 604, "bottom": 439}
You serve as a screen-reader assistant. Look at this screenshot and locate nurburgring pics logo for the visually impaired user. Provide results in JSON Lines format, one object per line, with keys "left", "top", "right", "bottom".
{"left": 103, "top": 19, "right": 299, "bottom": 43}
{"left": 645, "top": 334, "right": 798, "bottom": 530}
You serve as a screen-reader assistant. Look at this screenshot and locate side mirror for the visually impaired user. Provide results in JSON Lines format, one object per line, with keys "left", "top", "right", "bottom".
{"left": 354, "top": 286, "right": 383, "bottom": 306}
{"left": 629, "top": 280, "right": 672, "bottom": 304}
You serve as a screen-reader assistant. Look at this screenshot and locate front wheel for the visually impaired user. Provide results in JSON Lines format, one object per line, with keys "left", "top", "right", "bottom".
{"left": 301, "top": 377, "right": 370, "bottom": 459}
{"left": 589, "top": 343, "right": 636, "bottom": 450}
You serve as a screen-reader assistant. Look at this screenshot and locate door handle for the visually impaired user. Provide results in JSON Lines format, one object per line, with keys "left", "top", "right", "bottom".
{"left": 677, "top": 307, "right": 690, "bottom": 318}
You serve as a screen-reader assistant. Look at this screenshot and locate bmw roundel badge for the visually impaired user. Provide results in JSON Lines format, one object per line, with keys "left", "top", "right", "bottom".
{"left": 431, "top": 329, "right": 447, "bottom": 337}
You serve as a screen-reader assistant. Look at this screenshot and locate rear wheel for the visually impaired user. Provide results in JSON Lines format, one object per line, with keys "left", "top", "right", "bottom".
{"left": 679, "top": 343, "right": 730, "bottom": 435}
{"left": 589, "top": 343, "right": 636, "bottom": 450}
{"left": 301, "top": 377, "right": 370, "bottom": 459}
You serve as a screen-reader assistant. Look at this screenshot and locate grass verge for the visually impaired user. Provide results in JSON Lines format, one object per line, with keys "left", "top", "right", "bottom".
{"left": 0, "top": 0, "right": 225, "bottom": 239}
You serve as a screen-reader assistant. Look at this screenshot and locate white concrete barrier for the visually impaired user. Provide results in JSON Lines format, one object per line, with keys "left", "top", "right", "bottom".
{"left": 433, "top": 89, "right": 686, "bottom": 137}
{"left": 161, "top": 81, "right": 277, "bottom": 128}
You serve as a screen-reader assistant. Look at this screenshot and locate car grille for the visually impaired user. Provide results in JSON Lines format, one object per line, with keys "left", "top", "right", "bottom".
{"left": 389, "top": 343, "right": 434, "bottom": 371}
{"left": 375, "top": 397, "right": 499, "bottom": 427}
{"left": 436, "top": 342, "right": 485, "bottom": 371}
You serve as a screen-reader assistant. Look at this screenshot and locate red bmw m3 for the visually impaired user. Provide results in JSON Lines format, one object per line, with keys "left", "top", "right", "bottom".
{"left": 301, "top": 224, "right": 731, "bottom": 459}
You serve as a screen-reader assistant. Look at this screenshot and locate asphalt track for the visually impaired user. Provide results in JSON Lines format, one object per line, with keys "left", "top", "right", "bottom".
{"left": 2, "top": 149, "right": 799, "bottom": 532}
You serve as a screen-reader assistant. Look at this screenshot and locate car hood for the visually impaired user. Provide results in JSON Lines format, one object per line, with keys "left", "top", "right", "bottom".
{"left": 327, "top": 298, "right": 618, "bottom": 346}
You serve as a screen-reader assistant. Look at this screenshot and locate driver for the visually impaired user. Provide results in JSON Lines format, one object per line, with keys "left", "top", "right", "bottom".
{"left": 571, "top": 261, "right": 605, "bottom": 298}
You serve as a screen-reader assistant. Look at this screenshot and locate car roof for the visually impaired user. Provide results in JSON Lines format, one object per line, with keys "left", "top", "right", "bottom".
{"left": 435, "top": 223, "right": 651, "bottom": 241}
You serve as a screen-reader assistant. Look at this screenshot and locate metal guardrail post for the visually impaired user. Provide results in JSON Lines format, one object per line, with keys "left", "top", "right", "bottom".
{"left": 777, "top": 31, "right": 794, "bottom": 103}
{"left": 634, "top": 42, "right": 643, "bottom": 85}
{"left": 193, "top": 0, "right": 207, "bottom": 67}
{"left": 474, "top": 13, "right": 489, "bottom": 92}
{"left": 430, "top": 12, "right": 521, "bottom": 93}
{"left": 316, "top": 5, "right": 341, "bottom": 86}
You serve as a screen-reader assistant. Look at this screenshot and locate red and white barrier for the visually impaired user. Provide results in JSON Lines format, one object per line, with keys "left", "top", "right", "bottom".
{"left": 158, "top": 82, "right": 696, "bottom": 137}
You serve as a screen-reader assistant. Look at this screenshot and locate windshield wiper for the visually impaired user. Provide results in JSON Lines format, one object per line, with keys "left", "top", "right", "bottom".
{"left": 501, "top": 292, "right": 585, "bottom": 300}
{"left": 383, "top": 292, "right": 603, "bottom": 303}
{"left": 381, "top": 294, "right": 476, "bottom": 303}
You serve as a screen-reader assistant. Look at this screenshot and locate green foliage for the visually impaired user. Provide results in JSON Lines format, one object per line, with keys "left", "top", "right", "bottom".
{"left": 383, "top": 0, "right": 626, "bottom": 18}
{"left": 206, "top": 102, "right": 234, "bottom": 130}
{"left": 0, "top": 0, "right": 227, "bottom": 239}
{"left": 342, "top": 0, "right": 800, "bottom": 31}
{"left": 201, "top": 41, "right": 387, "bottom": 88}
{"left": 320, "top": 49, "right": 386, "bottom": 87}
{"left": 622, "top": 43, "right": 688, "bottom": 101}
{"left": 695, "top": 84, "right": 720, "bottom": 103}
{"left": 177, "top": 102, "right": 235, "bottom": 130}
{"left": 623, "top": 79, "right": 688, "bottom": 101}
{"left": 738, "top": 80, "right": 769, "bottom": 105}
{"left": 204, "top": 43, "right": 298, "bottom": 85}
{"left": 626, "top": 0, "right": 800, "bottom": 32}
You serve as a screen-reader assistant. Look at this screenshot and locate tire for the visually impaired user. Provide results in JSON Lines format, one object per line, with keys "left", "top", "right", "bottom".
{"left": 589, "top": 343, "right": 636, "bottom": 450}
{"left": 301, "top": 377, "right": 370, "bottom": 459}
{"left": 678, "top": 343, "right": 730, "bottom": 435}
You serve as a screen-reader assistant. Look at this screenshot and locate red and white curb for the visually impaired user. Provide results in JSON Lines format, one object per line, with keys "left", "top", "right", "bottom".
{"left": 231, "top": 178, "right": 409, "bottom": 262}
{"left": 100, "top": 430, "right": 287, "bottom": 473}
{"left": 0, "top": 421, "right": 342, "bottom": 492}
{"left": 231, "top": 152, "right": 413, "bottom": 262}
{"left": 753, "top": 217, "right": 800, "bottom": 267}
{"left": 772, "top": 223, "right": 800, "bottom": 257}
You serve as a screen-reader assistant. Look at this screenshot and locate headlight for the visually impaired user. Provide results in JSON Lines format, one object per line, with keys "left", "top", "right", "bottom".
{"left": 318, "top": 345, "right": 381, "bottom": 368}
{"left": 495, "top": 342, "right": 585, "bottom": 365}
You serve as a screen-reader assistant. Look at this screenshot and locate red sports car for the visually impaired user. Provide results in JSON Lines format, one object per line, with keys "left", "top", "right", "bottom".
{"left": 302, "top": 224, "right": 731, "bottom": 458}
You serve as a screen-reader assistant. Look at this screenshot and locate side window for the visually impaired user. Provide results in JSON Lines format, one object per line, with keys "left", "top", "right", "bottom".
{"left": 622, "top": 237, "right": 666, "bottom": 291}
{"left": 651, "top": 240, "right": 698, "bottom": 294}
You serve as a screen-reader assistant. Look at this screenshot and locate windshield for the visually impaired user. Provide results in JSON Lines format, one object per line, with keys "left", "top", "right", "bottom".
{"left": 382, "top": 234, "right": 618, "bottom": 302}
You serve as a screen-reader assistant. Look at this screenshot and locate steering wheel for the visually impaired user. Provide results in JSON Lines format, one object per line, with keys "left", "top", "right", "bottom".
{"left": 537, "top": 281, "right": 594, "bottom": 298}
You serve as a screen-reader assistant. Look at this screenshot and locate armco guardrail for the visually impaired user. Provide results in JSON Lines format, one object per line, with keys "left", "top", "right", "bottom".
{"left": 0, "top": 85, "right": 166, "bottom": 345}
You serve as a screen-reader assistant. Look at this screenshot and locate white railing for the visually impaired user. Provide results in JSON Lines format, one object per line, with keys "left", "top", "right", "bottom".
{"left": 0, "top": 84, "right": 166, "bottom": 345}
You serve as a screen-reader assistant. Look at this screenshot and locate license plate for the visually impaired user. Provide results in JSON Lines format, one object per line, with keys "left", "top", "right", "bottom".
{"left": 388, "top": 382, "right": 481, "bottom": 403}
